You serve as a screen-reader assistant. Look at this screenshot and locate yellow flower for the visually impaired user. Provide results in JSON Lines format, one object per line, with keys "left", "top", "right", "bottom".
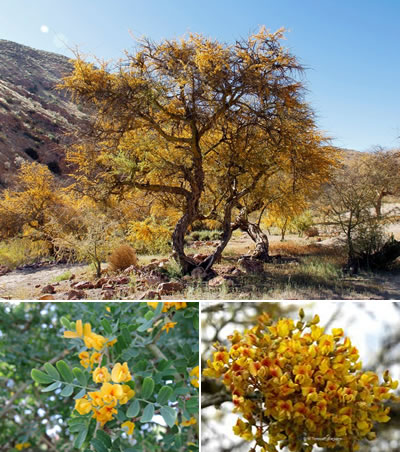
{"left": 181, "top": 416, "right": 197, "bottom": 426}
{"left": 93, "top": 366, "right": 111, "bottom": 384}
{"left": 122, "top": 420, "right": 135, "bottom": 435}
{"left": 92, "top": 402, "right": 117, "bottom": 426}
{"left": 190, "top": 366, "right": 199, "bottom": 388}
{"left": 84, "top": 331, "right": 107, "bottom": 351}
{"left": 79, "top": 351, "right": 90, "bottom": 368}
{"left": 99, "top": 382, "right": 124, "bottom": 404}
{"left": 119, "top": 385, "right": 136, "bottom": 405}
{"left": 75, "top": 397, "right": 93, "bottom": 415}
{"left": 15, "top": 443, "right": 31, "bottom": 451}
{"left": 111, "top": 362, "right": 132, "bottom": 383}
{"left": 162, "top": 321, "right": 177, "bottom": 333}
{"left": 64, "top": 319, "right": 90, "bottom": 339}
{"left": 106, "top": 306, "right": 111, "bottom": 312}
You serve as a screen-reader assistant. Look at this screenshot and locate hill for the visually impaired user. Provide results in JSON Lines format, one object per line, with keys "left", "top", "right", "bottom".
{"left": 0, "top": 40, "right": 87, "bottom": 186}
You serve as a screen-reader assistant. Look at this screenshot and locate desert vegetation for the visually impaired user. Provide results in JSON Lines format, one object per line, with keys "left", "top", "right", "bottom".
{"left": 0, "top": 28, "right": 400, "bottom": 300}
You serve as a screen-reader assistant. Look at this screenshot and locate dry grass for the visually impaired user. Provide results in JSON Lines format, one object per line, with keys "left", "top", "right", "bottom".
{"left": 108, "top": 244, "right": 137, "bottom": 272}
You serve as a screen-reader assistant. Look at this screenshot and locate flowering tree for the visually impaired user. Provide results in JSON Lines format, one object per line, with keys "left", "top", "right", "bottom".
{"left": 202, "top": 302, "right": 400, "bottom": 452}
{"left": 1, "top": 302, "right": 199, "bottom": 451}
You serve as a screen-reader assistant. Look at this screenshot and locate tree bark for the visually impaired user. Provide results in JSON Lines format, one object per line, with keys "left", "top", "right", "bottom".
{"left": 233, "top": 209, "right": 270, "bottom": 261}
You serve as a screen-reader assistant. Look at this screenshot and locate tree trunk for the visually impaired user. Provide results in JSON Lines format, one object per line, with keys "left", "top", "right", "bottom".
{"left": 233, "top": 209, "right": 270, "bottom": 261}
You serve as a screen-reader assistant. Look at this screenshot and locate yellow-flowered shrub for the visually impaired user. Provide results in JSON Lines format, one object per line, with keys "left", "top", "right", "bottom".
{"left": 204, "top": 309, "right": 399, "bottom": 452}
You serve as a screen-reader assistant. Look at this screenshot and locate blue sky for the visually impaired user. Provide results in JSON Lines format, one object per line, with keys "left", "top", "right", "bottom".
{"left": 1, "top": 0, "right": 399, "bottom": 151}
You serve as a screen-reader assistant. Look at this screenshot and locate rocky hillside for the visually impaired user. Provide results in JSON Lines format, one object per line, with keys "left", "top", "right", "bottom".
{"left": 0, "top": 40, "right": 88, "bottom": 187}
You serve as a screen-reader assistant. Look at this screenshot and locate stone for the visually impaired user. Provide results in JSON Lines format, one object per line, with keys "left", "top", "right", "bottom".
{"left": 231, "top": 268, "right": 243, "bottom": 277}
{"left": 139, "top": 290, "right": 161, "bottom": 300}
{"left": 193, "top": 253, "right": 208, "bottom": 263}
{"left": 101, "top": 289, "right": 115, "bottom": 300}
{"left": 114, "top": 276, "right": 130, "bottom": 285}
{"left": 238, "top": 257, "right": 265, "bottom": 274}
{"left": 157, "top": 281, "right": 184, "bottom": 295}
{"left": 39, "top": 294, "right": 55, "bottom": 300}
{"left": 123, "top": 265, "right": 138, "bottom": 274}
{"left": 208, "top": 275, "right": 234, "bottom": 288}
{"left": 41, "top": 284, "right": 56, "bottom": 294}
{"left": 67, "top": 289, "right": 86, "bottom": 300}
{"left": 74, "top": 281, "right": 94, "bottom": 290}
{"left": 0, "top": 265, "right": 11, "bottom": 276}
{"left": 94, "top": 277, "right": 108, "bottom": 289}
{"left": 191, "top": 267, "right": 207, "bottom": 279}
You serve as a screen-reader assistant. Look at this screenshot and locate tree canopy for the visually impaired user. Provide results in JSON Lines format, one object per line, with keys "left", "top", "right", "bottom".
{"left": 61, "top": 27, "right": 337, "bottom": 274}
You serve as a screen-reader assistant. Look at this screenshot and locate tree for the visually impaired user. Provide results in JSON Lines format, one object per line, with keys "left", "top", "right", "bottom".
{"left": 318, "top": 154, "right": 400, "bottom": 271}
{"left": 61, "top": 28, "right": 336, "bottom": 275}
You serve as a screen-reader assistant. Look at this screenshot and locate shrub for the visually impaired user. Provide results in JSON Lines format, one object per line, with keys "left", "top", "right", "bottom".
{"left": 108, "top": 244, "right": 137, "bottom": 272}
{"left": 0, "top": 238, "right": 50, "bottom": 269}
{"left": 127, "top": 217, "right": 171, "bottom": 254}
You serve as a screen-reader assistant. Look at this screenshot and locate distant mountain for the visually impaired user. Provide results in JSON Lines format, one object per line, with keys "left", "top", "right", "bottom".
{"left": 0, "top": 40, "right": 88, "bottom": 187}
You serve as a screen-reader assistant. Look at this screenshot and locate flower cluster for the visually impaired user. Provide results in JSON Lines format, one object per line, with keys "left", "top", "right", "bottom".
{"left": 64, "top": 320, "right": 135, "bottom": 431}
{"left": 75, "top": 361, "right": 135, "bottom": 426}
{"left": 15, "top": 443, "right": 31, "bottom": 451}
{"left": 190, "top": 366, "right": 199, "bottom": 388}
{"left": 147, "top": 302, "right": 187, "bottom": 312}
{"left": 203, "top": 310, "right": 400, "bottom": 452}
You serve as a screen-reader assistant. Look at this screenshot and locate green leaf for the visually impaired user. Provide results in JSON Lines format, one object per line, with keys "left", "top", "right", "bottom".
{"left": 56, "top": 360, "right": 74, "bottom": 383}
{"left": 44, "top": 363, "right": 60, "bottom": 380}
{"left": 127, "top": 399, "right": 140, "bottom": 417}
{"left": 141, "top": 376, "right": 155, "bottom": 399}
{"left": 31, "top": 368, "right": 54, "bottom": 384}
{"left": 60, "top": 316, "right": 72, "bottom": 329}
{"left": 157, "top": 386, "right": 173, "bottom": 405}
{"left": 74, "top": 426, "right": 88, "bottom": 449}
{"left": 121, "top": 327, "right": 131, "bottom": 345}
{"left": 91, "top": 438, "right": 108, "bottom": 452}
{"left": 140, "top": 403, "right": 154, "bottom": 423}
{"left": 160, "top": 406, "right": 177, "bottom": 428}
{"left": 74, "top": 388, "right": 86, "bottom": 400}
{"left": 96, "top": 430, "right": 112, "bottom": 448}
{"left": 60, "top": 384, "right": 74, "bottom": 397}
{"left": 73, "top": 367, "right": 87, "bottom": 386}
{"left": 186, "top": 396, "right": 199, "bottom": 414}
{"left": 144, "top": 310, "right": 154, "bottom": 321}
{"left": 101, "top": 318, "right": 113, "bottom": 335}
{"left": 154, "top": 302, "right": 163, "bottom": 316}
{"left": 41, "top": 381, "right": 62, "bottom": 392}
{"left": 69, "top": 422, "right": 86, "bottom": 433}
{"left": 137, "top": 318, "right": 154, "bottom": 332}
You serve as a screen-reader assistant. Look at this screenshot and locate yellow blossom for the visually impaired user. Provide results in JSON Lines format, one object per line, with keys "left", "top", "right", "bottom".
{"left": 122, "top": 420, "right": 135, "bottom": 435}
{"left": 162, "top": 321, "right": 177, "bottom": 333}
{"left": 190, "top": 366, "right": 199, "bottom": 388}
{"left": 75, "top": 397, "right": 93, "bottom": 415}
{"left": 93, "top": 366, "right": 111, "bottom": 384}
{"left": 111, "top": 362, "right": 132, "bottom": 383}
{"left": 181, "top": 417, "right": 197, "bottom": 426}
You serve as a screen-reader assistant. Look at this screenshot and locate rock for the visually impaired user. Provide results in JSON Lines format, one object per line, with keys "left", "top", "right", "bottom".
{"left": 35, "top": 284, "right": 41, "bottom": 288}
{"left": 191, "top": 267, "right": 207, "bottom": 279}
{"left": 102, "top": 283, "right": 115, "bottom": 290}
{"left": 238, "top": 258, "right": 265, "bottom": 274}
{"left": 205, "top": 241, "right": 214, "bottom": 246}
{"left": 67, "top": 289, "right": 86, "bottom": 300}
{"left": 74, "top": 281, "right": 95, "bottom": 290}
{"left": 0, "top": 265, "right": 11, "bottom": 276}
{"left": 226, "top": 266, "right": 237, "bottom": 273}
{"left": 193, "top": 253, "right": 208, "bottom": 263}
{"left": 102, "top": 289, "right": 115, "bottom": 300}
{"left": 41, "top": 284, "right": 56, "bottom": 294}
{"left": 94, "top": 277, "right": 108, "bottom": 289}
{"left": 231, "top": 268, "right": 243, "bottom": 277}
{"left": 69, "top": 274, "right": 76, "bottom": 281}
{"left": 39, "top": 294, "right": 55, "bottom": 300}
{"left": 123, "top": 265, "right": 138, "bottom": 274}
{"left": 139, "top": 290, "right": 161, "bottom": 300}
{"left": 144, "top": 275, "right": 164, "bottom": 287}
{"left": 157, "top": 281, "right": 184, "bottom": 295}
{"left": 113, "top": 276, "right": 130, "bottom": 285}
{"left": 208, "top": 275, "right": 234, "bottom": 288}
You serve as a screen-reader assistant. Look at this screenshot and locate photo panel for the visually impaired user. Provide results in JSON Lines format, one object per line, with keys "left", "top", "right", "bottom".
{"left": 0, "top": 301, "right": 199, "bottom": 451}
{"left": 201, "top": 301, "right": 400, "bottom": 452}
